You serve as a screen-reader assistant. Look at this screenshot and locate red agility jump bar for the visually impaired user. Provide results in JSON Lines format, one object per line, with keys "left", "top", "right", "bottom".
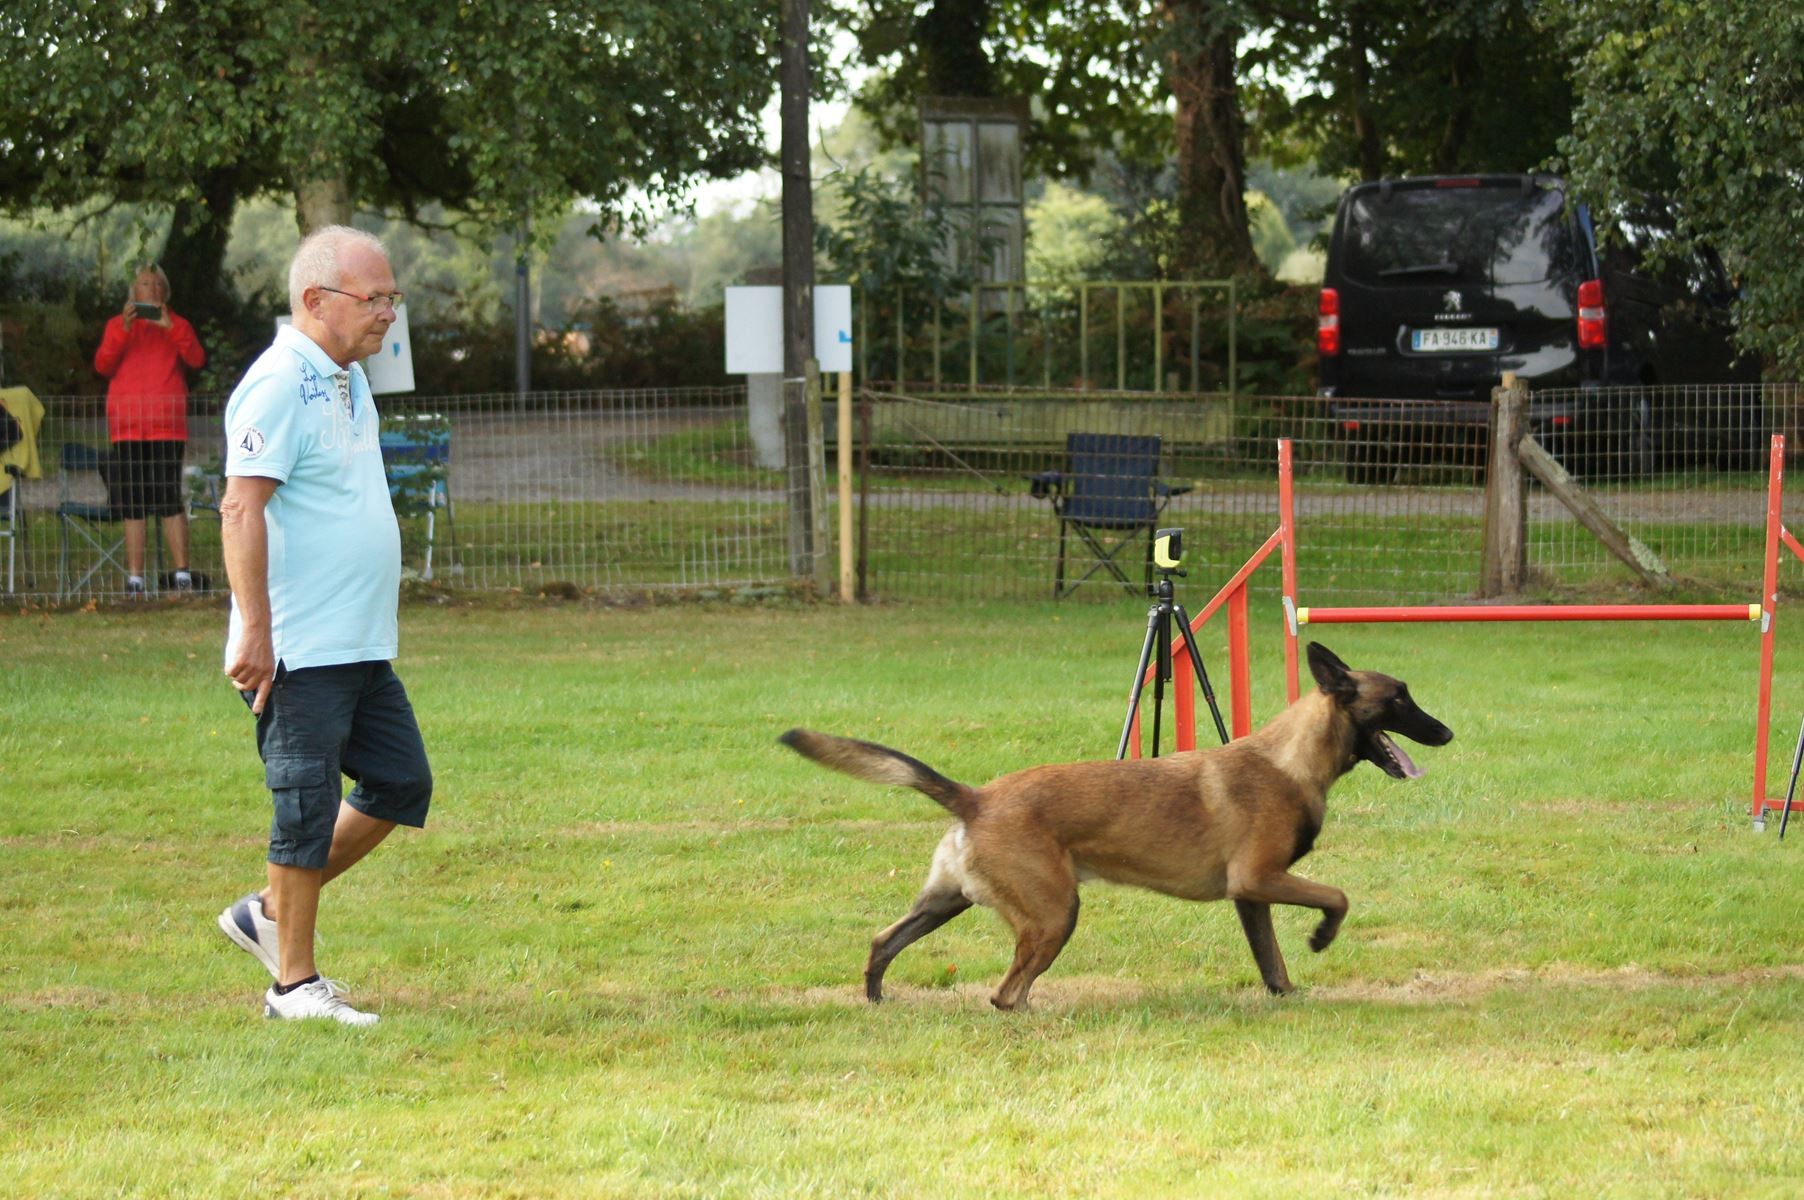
{"left": 1297, "top": 603, "right": 1760, "bottom": 625}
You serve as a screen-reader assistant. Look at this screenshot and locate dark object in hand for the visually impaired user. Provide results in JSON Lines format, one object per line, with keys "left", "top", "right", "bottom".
{"left": 132, "top": 302, "right": 163, "bottom": 320}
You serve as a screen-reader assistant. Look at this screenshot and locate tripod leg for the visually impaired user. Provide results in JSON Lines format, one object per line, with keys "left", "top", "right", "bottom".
{"left": 1171, "top": 603, "right": 1230, "bottom": 745}
{"left": 1781, "top": 713, "right": 1804, "bottom": 839}
{"left": 1117, "top": 608, "right": 1162, "bottom": 759}
{"left": 1149, "top": 600, "right": 1170, "bottom": 758}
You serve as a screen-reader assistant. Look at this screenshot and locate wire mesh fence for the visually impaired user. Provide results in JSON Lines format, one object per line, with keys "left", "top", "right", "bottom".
{"left": 850, "top": 382, "right": 1804, "bottom": 606}
{"left": 3, "top": 387, "right": 792, "bottom": 602}
{"left": 4, "top": 380, "right": 1800, "bottom": 608}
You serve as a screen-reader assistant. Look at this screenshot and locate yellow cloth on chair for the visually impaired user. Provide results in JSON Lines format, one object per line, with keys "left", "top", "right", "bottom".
{"left": 0, "top": 386, "right": 46, "bottom": 494}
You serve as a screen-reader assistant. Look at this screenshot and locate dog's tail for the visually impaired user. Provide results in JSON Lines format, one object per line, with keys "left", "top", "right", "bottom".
{"left": 780, "top": 729, "right": 979, "bottom": 821}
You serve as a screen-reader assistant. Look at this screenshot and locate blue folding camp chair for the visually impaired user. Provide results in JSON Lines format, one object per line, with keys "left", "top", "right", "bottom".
{"left": 1030, "top": 432, "right": 1190, "bottom": 599}
{"left": 379, "top": 414, "right": 455, "bottom": 580}
{"left": 56, "top": 443, "right": 130, "bottom": 596}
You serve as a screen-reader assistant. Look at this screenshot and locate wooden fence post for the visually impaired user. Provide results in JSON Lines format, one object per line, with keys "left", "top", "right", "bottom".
{"left": 1480, "top": 373, "right": 1528, "bottom": 597}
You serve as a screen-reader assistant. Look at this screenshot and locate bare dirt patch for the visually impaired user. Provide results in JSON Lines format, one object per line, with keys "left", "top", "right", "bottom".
{"left": 769, "top": 962, "right": 1804, "bottom": 1012}
{"left": 783, "top": 975, "right": 1154, "bottom": 1011}
{"left": 1314, "top": 962, "right": 1804, "bottom": 1006}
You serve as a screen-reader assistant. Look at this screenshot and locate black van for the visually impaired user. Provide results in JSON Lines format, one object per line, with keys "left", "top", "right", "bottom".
{"left": 1316, "top": 174, "right": 1757, "bottom": 481}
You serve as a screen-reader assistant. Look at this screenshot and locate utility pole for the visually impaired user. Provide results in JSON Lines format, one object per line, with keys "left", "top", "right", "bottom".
{"left": 780, "top": 0, "right": 816, "bottom": 578}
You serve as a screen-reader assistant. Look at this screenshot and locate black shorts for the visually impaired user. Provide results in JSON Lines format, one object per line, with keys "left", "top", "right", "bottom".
{"left": 108, "top": 440, "right": 186, "bottom": 519}
{"left": 244, "top": 661, "right": 434, "bottom": 869}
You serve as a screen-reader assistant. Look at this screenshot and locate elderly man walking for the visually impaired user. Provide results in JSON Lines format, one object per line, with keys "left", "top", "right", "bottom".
{"left": 214, "top": 225, "right": 431, "bottom": 1026}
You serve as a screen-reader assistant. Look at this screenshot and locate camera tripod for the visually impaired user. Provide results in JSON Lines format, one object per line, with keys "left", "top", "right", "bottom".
{"left": 1115, "top": 565, "right": 1230, "bottom": 759}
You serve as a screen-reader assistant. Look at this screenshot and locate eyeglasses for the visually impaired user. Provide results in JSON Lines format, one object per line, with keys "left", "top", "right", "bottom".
{"left": 317, "top": 286, "right": 405, "bottom": 312}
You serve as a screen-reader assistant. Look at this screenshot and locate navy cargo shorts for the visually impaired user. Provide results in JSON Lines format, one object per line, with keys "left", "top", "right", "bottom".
{"left": 243, "top": 660, "right": 433, "bottom": 869}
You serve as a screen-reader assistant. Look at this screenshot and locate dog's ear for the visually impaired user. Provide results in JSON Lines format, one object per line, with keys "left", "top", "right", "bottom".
{"left": 1307, "top": 642, "right": 1358, "bottom": 701}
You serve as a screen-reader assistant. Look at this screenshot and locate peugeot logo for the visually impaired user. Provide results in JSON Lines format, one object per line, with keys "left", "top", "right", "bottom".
{"left": 1442, "top": 290, "right": 1464, "bottom": 314}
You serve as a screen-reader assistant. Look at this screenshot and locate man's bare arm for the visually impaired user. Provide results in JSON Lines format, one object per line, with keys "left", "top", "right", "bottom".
{"left": 220, "top": 474, "right": 281, "bottom": 713}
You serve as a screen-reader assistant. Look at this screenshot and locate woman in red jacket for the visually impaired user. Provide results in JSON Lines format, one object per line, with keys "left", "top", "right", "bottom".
{"left": 93, "top": 265, "right": 206, "bottom": 594}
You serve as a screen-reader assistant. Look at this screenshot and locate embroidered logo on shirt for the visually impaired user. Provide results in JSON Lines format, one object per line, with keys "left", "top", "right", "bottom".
{"left": 235, "top": 427, "right": 267, "bottom": 458}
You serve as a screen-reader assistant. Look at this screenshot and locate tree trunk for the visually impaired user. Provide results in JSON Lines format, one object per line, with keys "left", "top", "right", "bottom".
{"left": 293, "top": 174, "right": 353, "bottom": 237}
{"left": 780, "top": 0, "right": 816, "bottom": 578}
{"left": 160, "top": 166, "right": 241, "bottom": 331}
{"left": 780, "top": 0, "right": 814, "bottom": 378}
{"left": 1431, "top": 39, "right": 1480, "bottom": 174}
{"left": 1346, "top": 8, "right": 1385, "bottom": 182}
{"left": 1165, "top": 0, "right": 1261, "bottom": 280}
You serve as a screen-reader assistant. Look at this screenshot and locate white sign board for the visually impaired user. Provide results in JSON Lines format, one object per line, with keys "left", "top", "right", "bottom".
{"left": 363, "top": 304, "right": 416, "bottom": 395}
{"left": 724, "top": 285, "right": 852, "bottom": 375}
{"left": 274, "top": 305, "right": 417, "bottom": 395}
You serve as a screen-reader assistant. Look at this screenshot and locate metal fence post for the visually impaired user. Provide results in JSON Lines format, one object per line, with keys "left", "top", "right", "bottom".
{"left": 1079, "top": 283, "right": 1089, "bottom": 388}
{"left": 1153, "top": 283, "right": 1164, "bottom": 391}
{"left": 806, "top": 358, "right": 830, "bottom": 595}
{"left": 784, "top": 373, "right": 814, "bottom": 581}
{"left": 857, "top": 391, "right": 872, "bottom": 601}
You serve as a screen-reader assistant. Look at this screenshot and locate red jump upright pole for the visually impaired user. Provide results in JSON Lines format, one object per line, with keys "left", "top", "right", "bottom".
{"left": 1754, "top": 433, "right": 1787, "bottom": 826}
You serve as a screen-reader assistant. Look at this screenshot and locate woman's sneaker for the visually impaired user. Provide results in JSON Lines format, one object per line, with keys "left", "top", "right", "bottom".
{"left": 264, "top": 977, "right": 379, "bottom": 1027}
{"left": 216, "top": 892, "right": 280, "bottom": 978}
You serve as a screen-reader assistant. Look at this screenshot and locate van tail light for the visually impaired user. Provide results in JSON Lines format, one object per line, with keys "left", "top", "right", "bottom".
{"left": 1317, "top": 287, "right": 1341, "bottom": 356}
{"left": 1577, "top": 278, "right": 1606, "bottom": 350}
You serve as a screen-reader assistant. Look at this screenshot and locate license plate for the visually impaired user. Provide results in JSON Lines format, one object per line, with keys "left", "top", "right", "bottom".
{"left": 1412, "top": 327, "right": 1499, "bottom": 352}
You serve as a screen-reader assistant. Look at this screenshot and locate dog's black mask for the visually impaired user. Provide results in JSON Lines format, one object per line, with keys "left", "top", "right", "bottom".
{"left": 1307, "top": 642, "right": 1454, "bottom": 779}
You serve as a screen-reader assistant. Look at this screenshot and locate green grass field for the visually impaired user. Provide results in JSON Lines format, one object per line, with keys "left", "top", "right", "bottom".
{"left": 4, "top": 598, "right": 1803, "bottom": 1197}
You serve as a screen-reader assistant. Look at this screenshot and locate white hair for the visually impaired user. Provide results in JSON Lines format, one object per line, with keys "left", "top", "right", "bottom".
{"left": 130, "top": 264, "right": 170, "bottom": 300}
{"left": 287, "top": 225, "right": 388, "bottom": 314}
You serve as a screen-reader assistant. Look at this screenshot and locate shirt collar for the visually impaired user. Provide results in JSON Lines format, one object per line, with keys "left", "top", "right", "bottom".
{"left": 276, "top": 322, "right": 352, "bottom": 384}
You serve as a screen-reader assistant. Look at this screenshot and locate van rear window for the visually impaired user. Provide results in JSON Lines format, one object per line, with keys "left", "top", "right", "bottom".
{"left": 1341, "top": 185, "right": 1578, "bottom": 286}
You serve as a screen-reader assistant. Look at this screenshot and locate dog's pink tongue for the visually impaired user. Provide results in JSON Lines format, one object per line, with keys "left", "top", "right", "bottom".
{"left": 1381, "top": 733, "right": 1424, "bottom": 778}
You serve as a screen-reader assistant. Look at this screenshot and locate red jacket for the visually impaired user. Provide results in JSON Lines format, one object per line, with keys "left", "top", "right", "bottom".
{"left": 94, "top": 311, "right": 206, "bottom": 442}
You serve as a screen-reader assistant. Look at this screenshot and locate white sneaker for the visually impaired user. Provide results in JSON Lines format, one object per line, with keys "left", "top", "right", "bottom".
{"left": 263, "top": 977, "right": 379, "bottom": 1027}
{"left": 217, "top": 892, "right": 280, "bottom": 979}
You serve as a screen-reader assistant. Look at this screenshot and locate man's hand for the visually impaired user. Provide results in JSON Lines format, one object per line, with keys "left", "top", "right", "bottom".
{"left": 225, "top": 630, "right": 277, "bottom": 714}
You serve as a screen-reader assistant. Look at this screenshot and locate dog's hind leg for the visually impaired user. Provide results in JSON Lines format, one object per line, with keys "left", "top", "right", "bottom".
{"left": 989, "top": 890, "right": 1079, "bottom": 1012}
{"left": 1233, "top": 900, "right": 1293, "bottom": 995}
{"left": 985, "top": 853, "right": 1081, "bottom": 1013}
{"left": 867, "top": 828, "right": 976, "bottom": 1003}
{"left": 866, "top": 890, "right": 973, "bottom": 1002}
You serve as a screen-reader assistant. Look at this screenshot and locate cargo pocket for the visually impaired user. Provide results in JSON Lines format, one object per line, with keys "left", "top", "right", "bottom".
{"left": 265, "top": 755, "right": 337, "bottom": 859}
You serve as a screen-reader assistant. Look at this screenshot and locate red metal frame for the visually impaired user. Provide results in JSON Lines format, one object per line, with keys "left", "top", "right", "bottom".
{"left": 1133, "top": 435, "right": 1802, "bottom": 829}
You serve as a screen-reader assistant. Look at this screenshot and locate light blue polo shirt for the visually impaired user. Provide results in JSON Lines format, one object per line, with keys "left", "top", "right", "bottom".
{"left": 223, "top": 324, "right": 401, "bottom": 670}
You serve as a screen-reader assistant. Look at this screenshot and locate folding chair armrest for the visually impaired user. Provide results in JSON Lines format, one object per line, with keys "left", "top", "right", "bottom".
{"left": 1028, "top": 470, "right": 1065, "bottom": 499}
{"left": 1154, "top": 479, "right": 1193, "bottom": 498}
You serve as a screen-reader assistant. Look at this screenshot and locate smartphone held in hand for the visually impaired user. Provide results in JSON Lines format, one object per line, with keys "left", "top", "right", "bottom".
{"left": 132, "top": 302, "right": 163, "bottom": 320}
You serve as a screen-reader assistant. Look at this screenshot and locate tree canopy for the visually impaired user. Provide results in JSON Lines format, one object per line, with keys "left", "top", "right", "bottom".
{"left": 0, "top": 2, "right": 777, "bottom": 306}
{"left": 1557, "top": 1, "right": 1804, "bottom": 372}
{"left": 1252, "top": 0, "right": 1572, "bottom": 182}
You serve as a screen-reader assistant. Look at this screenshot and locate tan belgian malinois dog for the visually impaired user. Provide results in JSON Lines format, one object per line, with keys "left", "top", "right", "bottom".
{"left": 780, "top": 642, "right": 1453, "bottom": 1010}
